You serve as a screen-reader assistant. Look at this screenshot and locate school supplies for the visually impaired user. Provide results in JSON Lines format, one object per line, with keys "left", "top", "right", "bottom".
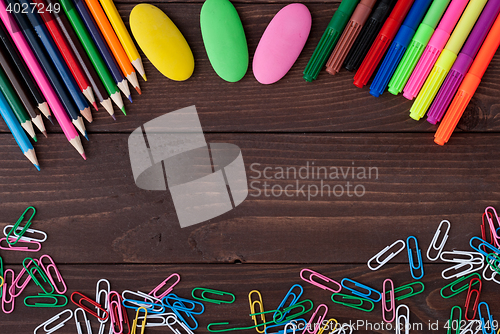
{"left": 109, "top": 291, "right": 131, "bottom": 334}
{"left": 341, "top": 278, "right": 382, "bottom": 302}
{"left": 484, "top": 206, "right": 500, "bottom": 248}
{"left": 331, "top": 293, "right": 375, "bottom": 312}
{"left": 367, "top": 239, "right": 406, "bottom": 270}
{"left": 407, "top": 236, "right": 424, "bottom": 279}
{"left": 353, "top": 0, "right": 416, "bottom": 88}
{"left": 478, "top": 302, "right": 494, "bottom": 334}
{"left": 464, "top": 277, "right": 481, "bottom": 321}
{"left": 440, "top": 273, "right": 481, "bottom": 298}
{"left": 71, "top": 291, "right": 109, "bottom": 320}
{"left": 447, "top": 306, "right": 462, "bottom": 334}
{"left": 148, "top": 273, "right": 180, "bottom": 299}
{"left": 34, "top": 309, "right": 73, "bottom": 333}
{"left": 395, "top": 304, "right": 410, "bottom": 334}
{"left": 253, "top": 4, "right": 311, "bottom": 85}
{"left": 131, "top": 307, "right": 147, "bottom": 334}
{"left": 428, "top": 0, "right": 500, "bottom": 124}
{"left": 382, "top": 279, "right": 395, "bottom": 323}
{"left": 303, "top": 0, "right": 360, "bottom": 81}
{"left": 427, "top": 220, "right": 451, "bottom": 261}
{"left": 409, "top": 0, "right": 488, "bottom": 120}
{"left": 248, "top": 290, "right": 266, "bottom": 333}
{"left": 39, "top": 255, "right": 67, "bottom": 294}
{"left": 390, "top": 281, "right": 425, "bottom": 301}
{"left": 300, "top": 268, "right": 342, "bottom": 293}
{"left": 5, "top": 206, "right": 36, "bottom": 245}
{"left": 74, "top": 308, "right": 93, "bottom": 334}
{"left": 192, "top": 288, "right": 235, "bottom": 304}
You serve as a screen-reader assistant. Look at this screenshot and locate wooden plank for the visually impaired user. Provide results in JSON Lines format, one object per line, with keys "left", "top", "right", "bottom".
{"left": 1, "top": 3, "right": 499, "bottom": 134}
{"left": 0, "top": 133, "right": 499, "bottom": 264}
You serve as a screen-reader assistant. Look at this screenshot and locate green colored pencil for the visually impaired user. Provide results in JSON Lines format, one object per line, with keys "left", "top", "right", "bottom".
{"left": 0, "top": 67, "right": 37, "bottom": 141}
{"left": 58, "top": 0, "right": 126, "bottom": 115}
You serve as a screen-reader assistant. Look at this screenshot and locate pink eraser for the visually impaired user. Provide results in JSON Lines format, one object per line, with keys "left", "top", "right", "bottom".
{"left": 252, "top": 3, "right": 311, "bottom": 84}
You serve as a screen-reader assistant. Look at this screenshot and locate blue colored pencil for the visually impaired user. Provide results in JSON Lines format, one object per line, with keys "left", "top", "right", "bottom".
{"left": 0, "top": 89, "right": 40, "bottom": 170}
{"left": 72, "top": 0, "right": 132, "bottom": 102}
{"left": 6, "top": 0, "right": 87, "bottom": 139}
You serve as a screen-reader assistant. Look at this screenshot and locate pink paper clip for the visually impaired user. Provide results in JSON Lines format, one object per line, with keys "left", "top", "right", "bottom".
{"left": 302, "top": 304, "right": 328, "bottom": 334}
{"left": 10, "top": 258, "right": 38, "bottom": 297}
{"left": 39, "top": 255, "right": 67, "bottom": 294}
{"left": 148, "top": 273, "right": 180, "bottom": 299}
{"left": 109, "top": 291, "right": 130, "bottom": 334}
{"left": 0, "top": 237, "right": 41, "bottom": 252}
{"left": 300, "top": 269, "right": 341, "bottom": 293}
{"left": 485, "top": 206, "right": 500, "bottom": 248}
{"left": 2, "top": 269, "right": 15, "bottom": 314}
{"left": 383, "top": 279, "right": 395, "bottom": 323}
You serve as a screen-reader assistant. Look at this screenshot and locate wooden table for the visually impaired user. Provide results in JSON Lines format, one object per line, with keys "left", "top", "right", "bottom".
{"left": 1, "top": 1, "right": 500, "bottom": 332}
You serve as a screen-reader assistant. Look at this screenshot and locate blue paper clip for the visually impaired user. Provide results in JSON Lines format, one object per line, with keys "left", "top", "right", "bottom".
{"left": 273, "top": 284, "right": 303, "bottom": 323}
{"left": 265, "top": 319, "right": 307, "bottom": 334}
{"left": 478, "top": 302, "right": 495, "bottom": 334}
{"left": 407, "top": 236, "right": 424, "bottom": 280}
{"left": 340, "top": 278, "right": 381, "bottom": 302}
{"left": 470, "top": 237, "right": 500, "bottom": 258}
{"left": 162, "top": 294, "right": 204, "bottom": 314}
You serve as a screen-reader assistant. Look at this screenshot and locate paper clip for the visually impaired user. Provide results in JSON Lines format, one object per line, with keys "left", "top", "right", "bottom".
{"left": 300, "top": 269, "right": 341, "bottom": 293}
{"left": 109, "top": 291, "right": 131, "bottom": 334}
{"left": 162, "top": 294, "right": 204, "bottom": 314}
{"left": 34, "top": 309, "right": 73, "bottom": 334}
{"left": 478, "top": 302, "right": 495, "bottom": 334}
{"left": 137, "top": 312, "right": 177, "bottom": 328}
{"left": 465, "top": 278, "right": 482, "bottom": 321}
{"left": 485, "top": 253, "right": 500, "bottom": 275}
{"left": 459, "top": 320, "right": 482, "bottom": 334}
{"left": 24, "top": 294, "right": 68, "bottom": 307}
{"left": 249, "top": 290, "right": 266, "bottom": 333}
{"left": 274, "top": 284, "right": 303, "bottom": 323}
{"left": 482, "top": 211, "right": 496, "bottom": 253}
{"left": 367, "top": 240, "right": 406, "bottom": 271}
{"left": 447, "top": 306, "right": 462, "bottom": 334}
{"left": 131, "top": 306, "right": 147, "bottom": 334}
{"left": 0, "top": 276, "right": 3, "bottom": 289}
{"left": 407, "top": 236, "right": 424, "bottom": 280}
{"left": 3, "top": 225, "right": 47, "bottom": 244}
{"left": 74, "top": 308, "right": 93, "bottom": 334}
{"left": 331, "top": 294, "right": 374, "bottom": 312}
{"left": 2, "top": 269, "right": 15, "bottom": 314}
{"left": 192, "top": 288, "right": 235, "bottom": 304}
{"left": 442, "top": 261, "right": 484, "bottom": 280}
{"left": 0, "top": 256, "right": 3, "bottom": 299}
{"left": 332, "top": 324, "right": 353, "bottom": 334}
{"left": 485, "top": 206, "right": 500, "bottom": 248}
{"left": 23, "top": 257, "right": 54, "bottom": 295}
{"left": 470, "top": 237, "right": 500, "bottom": 258}
{"left": 395, "top": 304, "right": 410, "bottom": 334}
{"left": 272, "top": 300, "right": 314, "bottom": 324}
{"left": 39, "top": 255, "right": 67, "bottom": 294}
{"left": 6, "top": 206, "right": 36, "bottom": 245}
{"left": 166, "top": 313, "right": 194, "bottom": 334}
{"left": 317, "top": 318, "right": 338, "bottom": 334}
{"left": 148, "top": 273, "right": 180, "bottom": 299}
{"left": 302, "top": 304, "right": 328, "bottom": 334}
{"left": 389, "top": 282, "right": 425, "bottom": 301}
{"left": 341, "top": 278, "right": 381, "bottom": 302}
{"left": 265, "top": 319, "right": 307, "bottom": 334}
{"left": 440, "top": 273, "right": 481, "bottom": 299}
{"left": 440, "top": 251, "right": 484, "bottom": 264}
{"left": 427, "top": 220, "right": 451, "bottom": 261}
{"left": 10, "top": 258, "right": 37, "bottom": 297}
{"left": 71, "top": 291, "right": 109, "bottom": 321}
{"left": 96, "top": 279, "right": 110, "bottom": 326}
{"left": 383, "top": 279, "right": 395, "bottom": 323}
{"left": 122, "top": 290, "right": 164, "bottom": 313}
{"left": 483, "top": 257, "right": 500, "bottom": 284}
{"left": 0, "top": 237, "right": 41, "bottom": 252}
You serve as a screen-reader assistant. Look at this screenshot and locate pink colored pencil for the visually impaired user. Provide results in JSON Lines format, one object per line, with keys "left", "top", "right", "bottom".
{"left": 0, "top": 0, "right": 85, "bottom": 159}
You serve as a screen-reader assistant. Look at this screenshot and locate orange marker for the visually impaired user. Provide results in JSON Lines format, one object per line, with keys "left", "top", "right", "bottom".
{"left": 83, "top": 0, "right": 142, "bottom": 94}
{"left": 434, "top": 13, "right": 500, "bottom": 146}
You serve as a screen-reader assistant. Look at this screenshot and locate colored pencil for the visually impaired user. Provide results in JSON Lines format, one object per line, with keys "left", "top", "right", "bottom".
{"left": 0, "top": 89, "right": 40, "bottom": 170}
{"left": 0, "top": 44, "right": 46, "bottom": 136}
{"left": 73, "top": 0, "right": 132, "bottom": 102}
{"left": 0, "top": 0, "right": 86, "bottom": 158}
{"left": 0, "top": 24, "right": 51, "bottom": 122}
{"left": 59, "top": 0, "right": 126, "bottom": 115}
{"left": 49, "top": 0, "right": 116, "bottom": 118}
{"left": 99, "top": 0, "right": 146, "bottom": 81}
{"left": 33, "top": 0, "right": 98, "bottom": 114}
{"left": 84, "top": 0, "right": 141, "bottom": 94}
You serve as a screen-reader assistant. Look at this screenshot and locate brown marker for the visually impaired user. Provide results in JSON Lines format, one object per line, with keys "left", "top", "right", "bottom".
{"left": 325, "top": 0, "right": 378, "bottom": 75}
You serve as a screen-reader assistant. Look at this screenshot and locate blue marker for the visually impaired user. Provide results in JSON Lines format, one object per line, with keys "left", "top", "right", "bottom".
{"left": 369, "top": 0, "right": 433, "bottom": 97}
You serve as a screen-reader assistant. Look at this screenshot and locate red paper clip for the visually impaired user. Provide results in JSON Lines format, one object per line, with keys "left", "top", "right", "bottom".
{"left": 71, "top": 291, "right": 109, "bottom": 321}
{"left": 148, "top": 273, "right": 180, "bottom": 299}
{"left": 464, "top": 278, "right": 482, "bottom": 321}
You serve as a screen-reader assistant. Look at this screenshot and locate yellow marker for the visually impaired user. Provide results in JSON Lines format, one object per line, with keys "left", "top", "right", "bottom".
{"left": 129, "top": 4, "right": 194, "bottom": 81}
{"left": 409, "top": 0, "right": 487, "bottom": 120}
{"left": 99, "top": 0, "right": 147, "bottom": 81}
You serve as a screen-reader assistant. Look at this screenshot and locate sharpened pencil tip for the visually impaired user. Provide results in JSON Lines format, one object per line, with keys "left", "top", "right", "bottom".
{"left": 81, "top": 153, "right": 87, "bottom": 160}
{"left": 121, "top": 107, "right": 126, "bottom": 115}
{"left": 34, "top": 164, "right": 40, "bottom": 171}
{"left": 92, "top": 102, "right": 98, "bottom": 111}
{"left": 127, "top": 95, "right": 133, "bottom": 103}
{"left": 42, "top": 131, "right": 48, "bottom": 138}
{"left": 111, "top": 114, "right": 116, "bottom": 121}
{"left": 47, "top": 115, "right": 54, "bottom": 125}
{"left": 84, "top": 132, "right": 89, "bottom": 141}
{"left": 135, "top": 87, "right": 142, "bottom": 95}
{"left": 33, "top": 135, "right": 37, "bottom": 143}
{"left": 142, "top": 74, "right": 147, "bottom": 81}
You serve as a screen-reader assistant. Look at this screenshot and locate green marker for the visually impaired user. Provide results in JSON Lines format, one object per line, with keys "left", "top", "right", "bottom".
{"left": 0, "top": 67, "right": 36, "bottom": 141}
{"left": 388, "top": 0, "right": 451, "bottom": 95}
{"left": 59, "top": 0, "right": 126, "bottom": 115}
{"left": 303, "top": 0, "right": 359, "bottom": 82}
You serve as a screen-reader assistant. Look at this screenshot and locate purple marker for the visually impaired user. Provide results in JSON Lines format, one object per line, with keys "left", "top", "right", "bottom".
{"left": 427, "top": 0, "right": 500, "bottom": 124}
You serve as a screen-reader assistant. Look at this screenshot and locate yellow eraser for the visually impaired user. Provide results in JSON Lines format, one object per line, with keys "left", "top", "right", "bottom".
{"left": 130, "top": 4, "right": 194, "bottom": 81}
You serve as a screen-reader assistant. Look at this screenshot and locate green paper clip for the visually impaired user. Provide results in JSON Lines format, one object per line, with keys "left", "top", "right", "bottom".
{"left": 386, "top": 282, "right": 425, "bottom": 301}
{"left": 24, "top": 293, "right": 68, "bottom": 307}
{"left": 440, "top": 273, "right": 481, "bottom": 299}
{"left": 486, "top": 253, "right": 500, "bottom": 275}
{"left": 331, "top": 293, "right": 374, "bottom": 312}
{"left": 23, "top": 257, "right": 54, "bottom": 295}
{"left": 6, "top": 207, "right": 36, "bottom": 245}
{"left": 270, "top": 299, "right": 313, "bottom": 323}
{"left": 192, "top": 288, "right": 235, "bottom": 305}
{"left": 447, "top": 306, "right": 462, "bottom": 334}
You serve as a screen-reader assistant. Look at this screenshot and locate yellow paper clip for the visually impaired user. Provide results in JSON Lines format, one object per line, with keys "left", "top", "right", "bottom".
{"left": 131, "top": 306, "right": 148, "bottom": 334}
{"left": 248, "top": 290, "right": 266, "bottom": 333}
{"left": 317, "top": 318, "right": 338, "bottom": 334}
{"left": 0, "top": 275, "right": 4, "bottom": 288}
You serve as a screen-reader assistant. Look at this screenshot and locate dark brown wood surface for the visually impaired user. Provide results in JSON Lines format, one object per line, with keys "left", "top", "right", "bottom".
{"left": 1, "top": 0, "right": 500, "bottom": 333}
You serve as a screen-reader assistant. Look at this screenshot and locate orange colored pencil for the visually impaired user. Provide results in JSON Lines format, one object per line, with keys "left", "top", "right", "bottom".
{"left": 83, "top": 0, "right": 141, "bottom": 94}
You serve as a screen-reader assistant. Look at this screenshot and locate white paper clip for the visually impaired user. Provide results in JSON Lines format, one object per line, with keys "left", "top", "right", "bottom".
{"left": 122, "top": 290, "right": 164, "bottom": 313}
{"left": 483, "top": 257, "right": 500, "bottom": 285}
{"left": 333, "top": 324, "right": 353, "bottom": 334}
{"left": 283, "top": 322, "right": 297, "bottom": 334}
{"left": 427, "top": 220, "right": 450, "bottom": 261}
{"left": 440, "top": 251, "right": 484, "bottom": 264}
{"left": 96, "top": 279, "right": 110, "bottom": 324}
{"left": 34, "top": 309, "right": 73, "bottom": 334}
{"left": 3, "top": 225, "right": 48, "bottom": 243}
{"left": 166, "top": 314, "right": 194, "bottom": 334}
{"left": 442, "top": 261, "right": 484, "bottom": 280}
{"left": 367, "top": 240, "right": 406, "bottom": 271}
{"left": 137, "top": 312, "right": 177, "bottom": 328}
{"left": 75, "top": 308, "right": 93, "bottom": 334}
{"left": 395, "top": 305, "right": 410, "bottom": 334}
{"left": 460, "top": 320, "right": 482, "bottom": 334}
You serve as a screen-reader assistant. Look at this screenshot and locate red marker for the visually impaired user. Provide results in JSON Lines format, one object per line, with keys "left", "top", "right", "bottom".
{"left": 353, "top": 0, "right": 415, "bottom": 88}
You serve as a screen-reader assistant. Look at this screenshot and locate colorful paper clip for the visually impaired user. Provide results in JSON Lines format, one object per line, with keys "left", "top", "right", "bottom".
{"left": 440, "top": 251, "right": 484, "bottom": 264}
{"left": 447, "top": 306, "right": 462, "bottom": 334}
{"left": 302, "top": 304, "right": 328, "bottom": 334}
{"left": 395, "top": 304, "right": 410, "bottom": 334}
{"left": 2, "top": 269, "right": 15, "bottom": 314}
{"left": 166, "top": 313, "right": 194, "bottom": 334}
{"left": 265, "top": 319, "right": 307, "bottom": 334}
{"left": 483, "top": 257, "right": 500, "bottom": 285}
{"left": 148, "top": 273, "right": 180, "bottom": 299}
{"left": 442, "top": 261, "right": 484, "bottom": 280}
{"left": 333, "top": 324, "right": 353, "bottom": 334}
{"left": 249, "top": 290, "right": 266, "bottom": 333}
{"left": 6, "top": 206, "right": 36, "bottom": 245}
{"left": 274, "top": 284, "right": 303, "bottom": 323}
{"left": 0, "top": 256, "right": 3, "bottom": 299}
{"left": 0, "top": 237, "right": 41, "bottom": 252}
{"left": 367, "top": 240, "right": 406, "bottom": 271}
{"left": 162, "top": 294, "right": 203, "bottom": 330}
{"left": 272, "top": 300, "right": 314, "bottom": 324}
{"left": 24, "top": 294, "right": 68, "bottom": 307}
{"left": 427, "top": 220, "right": 451, "bottom": 261}
{"left": 300, "top": 269, "right": 342, "bottom": 293}
{"left": 388, "top": 282, "right": 425, "bottom": 301}
{"left": 3, "top": 225, "right": 47, "bottom": 244}
{"left": 486, "top": 253, "right": 500, "bottom": 275}
{"left": 485, "top": 206, "right": 500, "bottom": 248}
{"left": 331, "top": 293, "right": 374, "bottom": 312}
{"left": 482, "top": 211, "right": 496, "bottom": 253}
{"left": 34, "top": 309, "right": 73, "bottom": 334}
{"left": 39, "top": 255, "right": 67, "bottom": 294}
{"left": 75, "top": 308, "right": 93, "bottom": 334}
{"left": 478, "top": 302, "right": 495, "bottom": 334}
{"left": 470, "top": 237, "right": 500, "bottom": 258}
{"left": 131, "top": 306, "right": 148, "bottom": 334}
{"left": 122, "top": 290, "right": 164, "bottom": 314}
{"left": 407, "top": 236, "right": 424, "bottom": 280}
{"left": 465, "top": 278, "right": 482, "bottom": 321}
{"left": 10, "top": 258, "right": 37, "bottom": 297}
{"left": 440, "top": 273, "right": 481, "bottom": 299}
{"left": 383, "top": 279, "right": 395, "bottom": 323}
{"left": 96, "top": 278, "right": 110, "bottom": 329}
{"left": 23, "top": 257, "right": 54, "bottom": 295}
{"left": 458, "top": 320, "right": 482, "bottom": 334}
{"left": 192, "top": 288, "right": 235, "bottom": 304}
{"left": 71, "top": 291, "right": 109, "bottom": 321}
{"left": 0, "top": 275, "right": 3, "bottom": 289}
{"left": 109, "top": 291, "right": 131, "bottom": 334}
{"left": 341, "top": 278, "right": 381, "bottom": 302}
{"left": 317, "top": 318, "right": 338, "bottom": 334}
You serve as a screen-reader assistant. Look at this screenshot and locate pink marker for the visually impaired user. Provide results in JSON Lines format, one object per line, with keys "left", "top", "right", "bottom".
{"left": 403, "top": 0, "right": 469, "bottom": 99}
{"left": 0, "top": 0, "right": 85, "bottom": 159}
